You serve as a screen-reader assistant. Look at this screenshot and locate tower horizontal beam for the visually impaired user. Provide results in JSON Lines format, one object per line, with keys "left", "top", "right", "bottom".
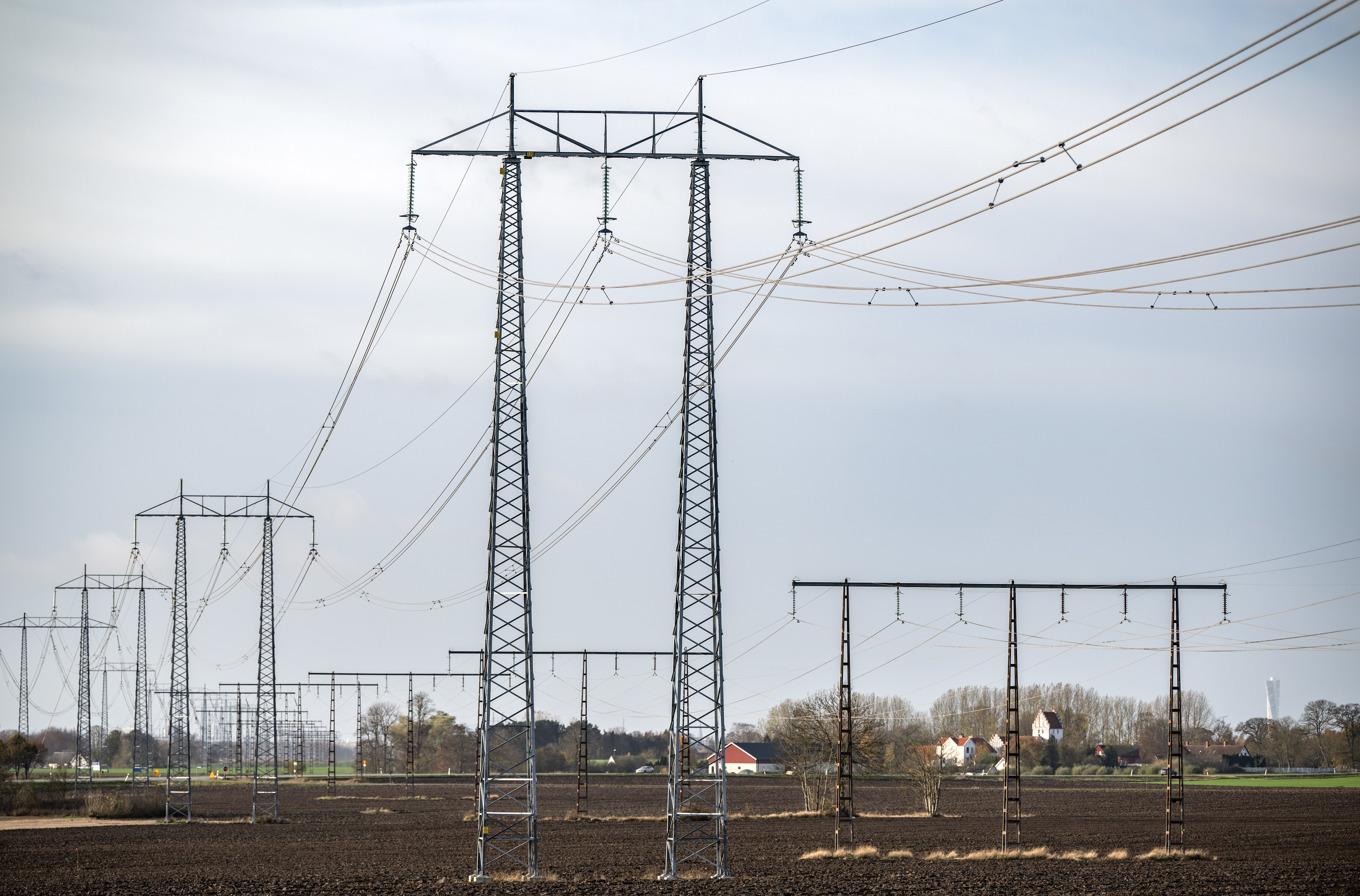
{"left": 792, "top": 580, "right": 1226, "bottom": 591}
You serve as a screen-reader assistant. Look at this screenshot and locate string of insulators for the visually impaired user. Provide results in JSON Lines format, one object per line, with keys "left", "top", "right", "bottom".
{"left": 895, "top": 585, "right": 902, "bottom": 621}
{"left": 957, "top": 586, "right": 965, "bottom": 622}
{"left": 790, "top": 586, "right": 797, "bottom": 621}
{"left": 402, "top": 158, "right": 418, "bottom": 236}
{"left": 1221, "top": 588, "right": 1230, "bottom": 623}
{"left": 652, "top": 655, "right": 657, "bottom": 676}
{"left": 613, "top": 653, "right": 620, "bottom": 675}
{"left": 792, "top": 162, "right": 810, "bottom": 240}
{"left": 598, "top": 161, "right": 615, "bottom": 237}
{"left": 1060, "top": 587, "right": 1067, "bottom": 622}
{"left": 1121, "top": 588, "right": 1128, "bottom": 623}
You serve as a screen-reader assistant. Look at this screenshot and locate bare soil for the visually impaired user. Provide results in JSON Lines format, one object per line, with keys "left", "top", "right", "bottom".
{"left": 1, "top": 775, "right": 1355, "bottom": 894}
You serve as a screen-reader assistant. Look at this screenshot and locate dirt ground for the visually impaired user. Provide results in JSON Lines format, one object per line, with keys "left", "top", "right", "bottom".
{"left": 1, "top": 775, "right": 1356, "bottom": 894}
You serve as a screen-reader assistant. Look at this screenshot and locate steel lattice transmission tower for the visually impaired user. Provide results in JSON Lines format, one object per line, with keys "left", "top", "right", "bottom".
{"left": 412, "top": 74, "right": 796, "bottom": 881}
{"left": 17, "top": 614, "right": 27, "bottom": 736}
{"left": 134, "top": 572, "right": 150, "bottom": 783}
{"left": 77, "top": 571, "right": 91, "bottom": 787}
{"left": 137, "top": 482, "right": 313, "bottom": 821}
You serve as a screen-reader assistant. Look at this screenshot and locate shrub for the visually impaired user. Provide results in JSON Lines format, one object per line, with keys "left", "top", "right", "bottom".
{"left": 1054, "top": 766, "right": 1072, "bottom": 776}
{"left": 85, "top": 787, "right": 161, "bottom": 818}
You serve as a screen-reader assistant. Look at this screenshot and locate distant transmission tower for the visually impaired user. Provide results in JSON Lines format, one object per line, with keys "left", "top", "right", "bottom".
{"left": 413, "top": 74, "right": 797, "bottom": 881}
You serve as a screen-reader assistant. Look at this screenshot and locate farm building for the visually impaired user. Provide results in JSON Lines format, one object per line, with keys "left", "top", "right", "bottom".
{"left": 936, "top": 735, "right": 995, "bottom": 767}
{"left": 1094, "top": 743, "right": 1142, "bottom": 766}
{"left": 1184, "top": 742, "right": 1254, "bottom": 769}
{"left": 1032, "top": 710, "right": 1064, "bottom": 741}
{"left": 706, "top": 742, "right": 783, "bottom": 774}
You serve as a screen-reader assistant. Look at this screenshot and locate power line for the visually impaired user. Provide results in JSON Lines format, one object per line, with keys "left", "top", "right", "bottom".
{"left": 703, "top": 0, "right": 1006, "bottom": 76}
{"left": 521, "top": 0, "right": 775, "bottom": 75}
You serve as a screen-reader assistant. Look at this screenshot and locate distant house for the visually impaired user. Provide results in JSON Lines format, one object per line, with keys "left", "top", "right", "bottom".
{"left": 1032, "top": 710, "right": 1063, "bottom": 742}
{"left": 1184, "top": 742, "right": 1253, "bottom": 769}
{"left": 707, "top": 742, "right": 783, "bottom": 774}
{"left": 1094, "top": 743, "right": 1141, "bottom": 767}
{"left": 937, "top": 736, "right": 995, "bottom": 767}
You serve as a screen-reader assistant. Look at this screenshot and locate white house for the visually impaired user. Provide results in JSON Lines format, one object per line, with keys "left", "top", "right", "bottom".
{"left": 1032, "top": 710, "right": 1063, "bottom": 742}
{"left": 706, "top": 742, "right": 783, "bottom": 774}
{"left": 936, "top": 736, "right": 994, "bottom": 767}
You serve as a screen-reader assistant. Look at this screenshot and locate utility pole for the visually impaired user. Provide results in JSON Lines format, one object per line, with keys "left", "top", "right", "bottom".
{"left": 328, "top": 673, "right": 337, "bottom": 796}
{"left": 415, "top": 76, "right": 795, "bottom": 882}
{"left": 17, "top": 614, "right": 27, "bottom": 736}
{"left": 791, "top": 578, "right": 1225, "bottom": 853}
{"left": 137, "top": 482, "right": 314, "bottom": 822}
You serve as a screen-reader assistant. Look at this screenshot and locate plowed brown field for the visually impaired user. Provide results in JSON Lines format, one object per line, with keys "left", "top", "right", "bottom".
{"left": 2, "top": 775, "right": 1355, "bottom": 894}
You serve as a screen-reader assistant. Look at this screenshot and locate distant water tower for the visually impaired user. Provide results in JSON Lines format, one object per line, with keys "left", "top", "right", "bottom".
{"left": 1266, "top": 677, "right": 1281, "bottom": 720}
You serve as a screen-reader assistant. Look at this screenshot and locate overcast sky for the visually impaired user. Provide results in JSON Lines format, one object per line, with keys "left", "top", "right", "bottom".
{"left": 1, "top": 0, "right": 1357, "bottom": 740}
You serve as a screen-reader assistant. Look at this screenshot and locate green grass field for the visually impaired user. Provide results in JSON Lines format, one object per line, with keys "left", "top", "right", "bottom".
{"left": 1184, "top": 774, "right": 1360, "bottom": 788}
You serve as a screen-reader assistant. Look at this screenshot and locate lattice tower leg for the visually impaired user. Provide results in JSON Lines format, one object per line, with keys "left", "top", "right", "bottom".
{"left": 356, "top": 686, "right": 364, "bottom": 780}
{"left": 236, "top": 691, "right": 244, "bottom": 777}
{"left": 134, "top": 585, "right": 148, "bottom": 782}
{"left": 100, "top": 668, "right": 109, "bottom": 768}
{"left": 575, "top": 652, "right": 588, "bottom": 816}
{"left": 1003, "top": 582, "right": 1021, "bottom": 851}
{"left": 328, "top": 674, "right": 337, "bottom": 794}
{"left": 662, "top": 158, "right": 730, "bottom": 880}
{"left": 18, "top": 614, "right": 28, "bottom": 738}
{"left": 252, "top": 515, "right": 279, "bottom": 821}
{"left": 835, "top": 580, "right": 854, "bottom": 847}
{"left": 167, "top": 515, "right": 192, "bottom": 820}
{"left": 1166, "top": 579, "right": 1184, "bottom": 851}
{"left": 77, "top": 577, "right": 91, "bottom": 788}
{"left": 407, "top": 672, "right": 416, "bottom": 795}
{"left": 472, "top": 153, "right": 540, "bottom": 882}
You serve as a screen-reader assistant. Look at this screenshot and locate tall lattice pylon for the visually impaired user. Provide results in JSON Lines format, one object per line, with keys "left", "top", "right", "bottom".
{"left": 575, "top": 652, "right": 588, "bottom": 816}
{"left": 76, "top": 570, "right": 92, "bottom": 788}
{"left": 253, "top": 514, "right": 279, "bottom": 821}
{"left": 167, "top": 515, "right": 192, "bottom": 819}
{"left": 133, "top": 576, "right": 149, "bottom": 782}
{"left": 1166, "top": 578, "right": 1184, "bottom": 851}
{"left": 472, "top": 141, "right": 540, "bottom": 882}
{"left": 662, "top": 150, "right": 730, "bottom": 880}
{"left": 17, "top": 613, "right": 28, "bottom": 737}
{"left": 1003, "top": 581, "right": 1021, "bottom": 851}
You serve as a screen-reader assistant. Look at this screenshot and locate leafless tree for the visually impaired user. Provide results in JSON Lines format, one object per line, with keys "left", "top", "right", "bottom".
{"left": 902, "top": 746, "right": 943, "bottom": 816}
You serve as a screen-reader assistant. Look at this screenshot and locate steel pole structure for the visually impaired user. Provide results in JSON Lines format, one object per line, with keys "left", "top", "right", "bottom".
{"left": 473, "top": 74, "right": 540, "bottom": 882}
{"left": 663, "top": 83, "right": 730, "bottom": 877}
{"left": 834, "top": 580, "right": 853, "bottom": 848}
{"left": 253, "top": 513, "right": 279, "bottom": 821}
{"left": 18, "top": 613, "right": 28, "bottom": 737}
{"left": 791, "top": 578, "right": 1225, "bottom": 852}
{"left": 168, "top": 513, "right": 191, "bottom": 819}
{"left": 76, "top": 569, "right": 91, "bottom": 787}
{"left": 406, "top": 672, "right": 416, "bottom": 794}
{"left": 356, "top": 682, "right": 364, "bottom": 780}
{"left": 328, "top": 673, "right": 337, "bottom": 795}
{"left": 1166, "top": 577, "right": 1184, "bottom": 852}
{"left": 575, "top": 652, "right": 588, "bottom": 816}
{"left": 1003, "top": 581, "right": 1021, "bottom": 851}
{"left": 100, "top": 667, "right": 109, "bottom": 768}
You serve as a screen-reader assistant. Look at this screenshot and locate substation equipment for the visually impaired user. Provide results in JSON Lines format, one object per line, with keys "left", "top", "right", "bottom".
{"left": 791, "top": 577, "right": 1229, "bottom": 854}
{"left": 412, "top": 74, "right": 800, "bottom": 880}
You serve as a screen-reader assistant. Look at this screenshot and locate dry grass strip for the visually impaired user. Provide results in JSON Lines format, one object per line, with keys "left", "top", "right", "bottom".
{"left": 799, "top": 845, "right": 882, "bottom": 860}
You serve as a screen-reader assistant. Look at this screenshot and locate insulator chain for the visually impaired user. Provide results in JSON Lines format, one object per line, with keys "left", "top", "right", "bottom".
{"left": 792, "top": 162, "right": 810, "bottom": 241}
{"left": 1059, "top": 587, "right": 1067, "bottom": 622}
{"left": 957, "top": 586, "right": 965, "bottom": 623}
{"left": 402, "top": 157, "right": 419, "bottom": 238}
{"left": 895, "top": 586, "right": 902, "bottom": 621}
{"left": 1120, "top": 588, "right": 1129, "bottom": 624}
{"left": 1221, "top": 588, "right": 1230, "bottom": 623}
